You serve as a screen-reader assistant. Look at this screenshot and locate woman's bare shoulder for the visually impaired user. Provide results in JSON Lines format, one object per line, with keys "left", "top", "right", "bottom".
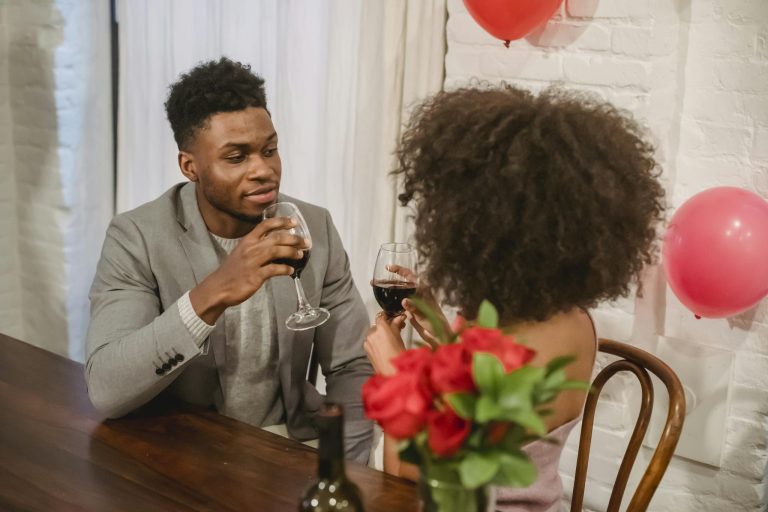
{"left": 510, "top": 308, "right": 596, "bottom": 380}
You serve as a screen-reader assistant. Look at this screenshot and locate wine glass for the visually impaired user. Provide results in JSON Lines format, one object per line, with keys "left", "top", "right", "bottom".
{"left": 263, "top": 202, "right": 330, "bottom": 331}
{"left": 372, "top": 243, "right": 418, "bottom": 318}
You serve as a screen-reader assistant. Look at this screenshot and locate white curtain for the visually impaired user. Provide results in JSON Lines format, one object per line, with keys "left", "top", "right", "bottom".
{"left": 116, "top": 0, "right": 446, "bottom": 312}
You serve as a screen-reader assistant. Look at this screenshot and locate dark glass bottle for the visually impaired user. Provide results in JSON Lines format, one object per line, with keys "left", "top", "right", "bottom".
{"left": 299, "top": 404, "right": 364, "bottom": 512}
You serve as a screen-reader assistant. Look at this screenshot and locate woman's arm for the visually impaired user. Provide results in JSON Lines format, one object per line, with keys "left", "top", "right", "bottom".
{"left": 383, "top": 433, "right": 421, "bottom": 481}
{"left": 364, "top": 312, "right": 408, "bottom": 376}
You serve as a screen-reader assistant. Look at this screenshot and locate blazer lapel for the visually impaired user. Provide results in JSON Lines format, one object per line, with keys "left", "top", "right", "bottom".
{"left": 176, "top": 183, "right": 228, "bottom": 386}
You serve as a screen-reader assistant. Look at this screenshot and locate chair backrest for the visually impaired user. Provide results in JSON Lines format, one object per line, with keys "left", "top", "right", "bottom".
{"left": 570, "top": 338, "right": 686, "bottom": 512}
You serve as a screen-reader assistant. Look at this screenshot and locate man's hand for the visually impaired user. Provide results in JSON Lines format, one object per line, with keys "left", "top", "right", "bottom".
{"left": 189, "top": 217, "right": 309, "bottom": 324}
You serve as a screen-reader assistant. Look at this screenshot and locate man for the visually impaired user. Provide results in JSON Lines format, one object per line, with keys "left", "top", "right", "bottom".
{"left": 85, "top": 58, "right": 373, "bottom": 462}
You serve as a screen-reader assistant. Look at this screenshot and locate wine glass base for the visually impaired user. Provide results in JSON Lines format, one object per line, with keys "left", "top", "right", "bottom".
{"left": 286, "top": 307, "right": 331, "bottom": 331}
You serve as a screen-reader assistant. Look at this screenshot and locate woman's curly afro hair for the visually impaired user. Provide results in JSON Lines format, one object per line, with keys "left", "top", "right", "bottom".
{"left": 395, "top": 84, "right": 665, "bottom": 324}
{"left": 165, "top": 57, "right": 267, "bottom": 150}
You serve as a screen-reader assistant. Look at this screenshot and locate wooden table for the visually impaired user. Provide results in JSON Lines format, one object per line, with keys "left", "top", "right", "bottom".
{"left": 0, "top": 333, "right": 418, "bottom": 511}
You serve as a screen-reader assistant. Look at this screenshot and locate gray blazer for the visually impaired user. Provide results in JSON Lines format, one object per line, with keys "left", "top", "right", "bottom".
{"left": 85, "top": 182, "right": 373, "bottom": 461}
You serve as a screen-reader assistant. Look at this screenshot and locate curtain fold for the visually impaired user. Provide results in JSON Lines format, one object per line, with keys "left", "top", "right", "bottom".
{"left": 116, "top": 0, "right": 446, "bottom": 311}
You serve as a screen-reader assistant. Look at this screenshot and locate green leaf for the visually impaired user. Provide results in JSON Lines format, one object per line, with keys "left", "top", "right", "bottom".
{"left": 475, "top": 395, "right": 503, "bottom": 423}
{"left": 473, "top": 352, "right": 504, "bottom": 398}
{"left": 466, "top": 427, "right": 486, "bottom": 450}
{"left": 425, "top": 461, "right": 462, "bottom": 485}
{"left": 409, "top": 297, "right": 448, "bottom": 342}
{"left": 543, "top": 368, "right": 566, "bottom": 389}
{"left": 559, "top": 380, "right": 593, "bottom": 391}
{"left": 506, "top": 366, "right": 547, "bottom": 386}
{"left": 494, "top": 424, "right": 526, "bottom": 451}
{"left": 495, "top": 451, "right": 538, "bottom": 487}
{"left": 459, "top": 452, "right": 501, "bottom": 489}
{"left": 499, "top": 366, "right": 544, "bottom": 411}
{"left": 476, "top": 300, "right": 499, "bottom": 328}
{"left": 545, "top": 355, "right": 576, "bottom": 375}
{"left": 445, "top": 392, "right": 476, "bottom": 419}
{"left": 535, "top": 389, "right": 557, "bottom": 404}
{"left": 398, "top": 439, "right": 423, "bottom": 466}
{"left": 500, "top": 408, "right": 547, "bottom": 436}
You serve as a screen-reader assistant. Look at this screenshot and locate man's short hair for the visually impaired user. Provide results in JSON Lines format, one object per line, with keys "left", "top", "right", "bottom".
{"left": 164, "top": 57, "right": 267, "bottom": 150}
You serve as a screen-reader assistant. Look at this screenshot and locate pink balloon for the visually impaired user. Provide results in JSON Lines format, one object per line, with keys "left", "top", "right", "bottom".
{"left": 663, "top": 187, "right": 768, "bottom": 318}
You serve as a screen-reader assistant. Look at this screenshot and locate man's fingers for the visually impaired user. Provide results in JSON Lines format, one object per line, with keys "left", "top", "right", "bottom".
{"left": 266, "top": 245, "right": 305, "bottom": 263}
{"left": 259, "top": 262, "right": 295, "bottom": 278}
{"left": 249, "top": 216, "right": 296, "bottom": 239}
{"left": 267, "top": 232, "right": 309, "bottom": 248}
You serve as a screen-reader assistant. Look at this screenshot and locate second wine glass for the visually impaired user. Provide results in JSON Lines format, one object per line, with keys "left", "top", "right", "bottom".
{"left": 372, "top": 243, "right": 418, "bottom": 318}
{"left": 263, "top": 202, "right": 330, "bottom": 331}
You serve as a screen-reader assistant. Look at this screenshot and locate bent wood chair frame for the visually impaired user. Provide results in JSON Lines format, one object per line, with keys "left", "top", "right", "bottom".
{"left": 571, "top": 338, "right": 686, "bottom": 512}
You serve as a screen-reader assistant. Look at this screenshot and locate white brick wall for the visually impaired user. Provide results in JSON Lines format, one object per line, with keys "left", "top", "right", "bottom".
{"left": 0, "top": 2, "right": 23, "bottom": 340}
{"left": 0, "top": 0, "right": 112, "bottom": 360}
{"left": 446, "top": 0, "right": 767, "bottom": 510}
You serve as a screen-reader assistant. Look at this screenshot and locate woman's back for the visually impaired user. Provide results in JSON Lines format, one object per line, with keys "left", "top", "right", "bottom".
{"left": 495, "top": 308, "right": 597, "bottom": 512}
{"left": 508, "top": 308, "right": 596, "bottom": 431}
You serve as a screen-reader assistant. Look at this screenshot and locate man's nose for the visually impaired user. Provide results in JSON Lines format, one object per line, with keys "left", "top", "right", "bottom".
{"left": 246, "top": 155, "right": 275, "bottom": 180}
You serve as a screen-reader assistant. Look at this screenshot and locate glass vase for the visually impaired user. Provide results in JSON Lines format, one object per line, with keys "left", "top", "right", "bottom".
{"left": 419, "top": 476, "right": 495, "bottom": 512}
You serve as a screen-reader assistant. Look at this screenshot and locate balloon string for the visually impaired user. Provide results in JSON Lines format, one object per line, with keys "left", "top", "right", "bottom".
{"left": 504, "top": 40, "right": 510, "bottom": 48}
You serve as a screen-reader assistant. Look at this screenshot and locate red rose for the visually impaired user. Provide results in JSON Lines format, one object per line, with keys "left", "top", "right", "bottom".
{"left": 429, "top": 343, "right": 476, "bottom": 394}
{"left": 451, "top": 315, "right": 467, "bottom": 333}
{"left": 461, "top": 327, "right": 535, "bottom": 372}
{"left": 362, "top": 373, "right": 432, "bottom": 439}
{"left": 427, "top": 407, "right": 471, "bottom": 457}
{"left": 392, "top": 347, "right": 433, "bottom": 376}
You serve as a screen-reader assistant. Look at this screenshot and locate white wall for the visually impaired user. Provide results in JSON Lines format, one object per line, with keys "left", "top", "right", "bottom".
{"left": 446, "top": 0, "right": 766, "bottom": 510}
{"left": 0, "top": 0, "right": 112, "bottom": 361}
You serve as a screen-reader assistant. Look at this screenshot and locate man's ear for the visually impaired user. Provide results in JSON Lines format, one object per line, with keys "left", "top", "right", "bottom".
{"left": 178, "top": 151, "right": 198, "bottom": 182}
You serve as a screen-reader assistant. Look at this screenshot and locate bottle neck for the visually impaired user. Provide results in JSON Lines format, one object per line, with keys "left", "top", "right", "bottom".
{"left": 317, "top": 405, "right": 346, "bottom": 481}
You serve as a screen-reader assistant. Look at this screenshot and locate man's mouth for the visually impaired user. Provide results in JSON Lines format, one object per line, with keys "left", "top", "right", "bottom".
{"left": 243, "top": 186, "right": 277, "bottom": 205}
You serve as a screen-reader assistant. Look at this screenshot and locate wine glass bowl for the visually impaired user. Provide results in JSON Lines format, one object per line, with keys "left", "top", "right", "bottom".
{"left": 263, "top": 202, "right": 330, "bottom": 331}
{"left": 372, "top": 243, "right": 418, "bottom": 318}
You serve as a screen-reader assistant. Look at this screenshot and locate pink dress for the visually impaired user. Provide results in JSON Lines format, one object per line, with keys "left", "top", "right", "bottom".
{"left": 494, "top": 418, "right": 579, "bottom": 512}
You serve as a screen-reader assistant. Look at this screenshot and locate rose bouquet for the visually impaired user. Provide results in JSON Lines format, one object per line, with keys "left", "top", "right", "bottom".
{"left": 362, "top": 300, "right": 589, "bottom": 511}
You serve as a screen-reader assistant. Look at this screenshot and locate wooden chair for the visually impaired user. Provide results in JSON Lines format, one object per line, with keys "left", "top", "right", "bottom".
{"left": 571, "top": 338, "right": 686, "bottom": 512}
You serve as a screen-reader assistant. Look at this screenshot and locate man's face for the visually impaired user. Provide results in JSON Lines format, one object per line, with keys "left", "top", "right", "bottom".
{"left": 180, "top": 106, "right": 281, "bottom": 232}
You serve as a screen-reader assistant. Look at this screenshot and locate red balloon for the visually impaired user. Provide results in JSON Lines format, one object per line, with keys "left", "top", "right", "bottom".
{"left": 463, "top": 0, "right": 563, "bottom": 46}
{"left": 663, "top": 187, "right": 768, "bottom": 318}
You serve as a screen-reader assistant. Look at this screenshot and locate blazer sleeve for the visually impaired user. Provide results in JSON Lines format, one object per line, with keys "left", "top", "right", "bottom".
{"left": 314, "top": 209, "right": 374, "bottom": 463}
{"left": 85, "top": 215, "right": 204, "bottom": 418}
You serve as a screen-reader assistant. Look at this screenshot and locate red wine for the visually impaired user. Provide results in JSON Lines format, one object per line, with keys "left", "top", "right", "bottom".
{"left": 274, "top": 250, "right": 310, "bottom": 278}
{"left": 372, "top": 280, "right": 416, "bottom": 317}
{"left": 299, "top": 404, "right": 364, "bottom": 511}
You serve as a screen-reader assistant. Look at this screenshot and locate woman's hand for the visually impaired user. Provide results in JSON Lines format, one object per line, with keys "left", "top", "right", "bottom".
{"left": 364, "top": 312, "right": 407, "bottom": 376}
{"left": 386, "top": 264, "right": 449, "bottom": 348}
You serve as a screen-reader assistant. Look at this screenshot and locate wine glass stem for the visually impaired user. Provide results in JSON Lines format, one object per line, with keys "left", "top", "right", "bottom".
{"left": 293, "top": 277, "right": 311, "bottom": 312}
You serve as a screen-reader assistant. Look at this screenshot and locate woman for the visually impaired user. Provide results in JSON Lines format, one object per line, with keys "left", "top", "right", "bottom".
{"left": 364, "top": 85, "right": 665, "bottom": 510}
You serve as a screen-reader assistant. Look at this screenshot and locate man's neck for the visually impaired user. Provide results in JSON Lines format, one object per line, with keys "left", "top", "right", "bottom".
{"left": 195, "top": 190, "right": 256, "bottom": 239}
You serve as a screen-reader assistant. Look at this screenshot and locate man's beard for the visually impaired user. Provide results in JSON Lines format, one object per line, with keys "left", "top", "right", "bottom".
{"left": 206, "top": 191, "right": 264, "bottom": 225}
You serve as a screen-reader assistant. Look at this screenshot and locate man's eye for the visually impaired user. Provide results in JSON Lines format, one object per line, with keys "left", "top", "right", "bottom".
{"left": 263, "top": 147, "right": 278, "bottom": 157}
{"left": 226, "top": 154, "right": 246, "bottom": 163}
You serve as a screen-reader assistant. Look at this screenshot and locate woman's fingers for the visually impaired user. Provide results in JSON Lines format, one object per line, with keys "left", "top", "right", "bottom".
{"left": 385, "top": 264, "right": 417, "bottom": 283}
{"left": 390, "top": 314, "right": 407, "bottom": 331}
